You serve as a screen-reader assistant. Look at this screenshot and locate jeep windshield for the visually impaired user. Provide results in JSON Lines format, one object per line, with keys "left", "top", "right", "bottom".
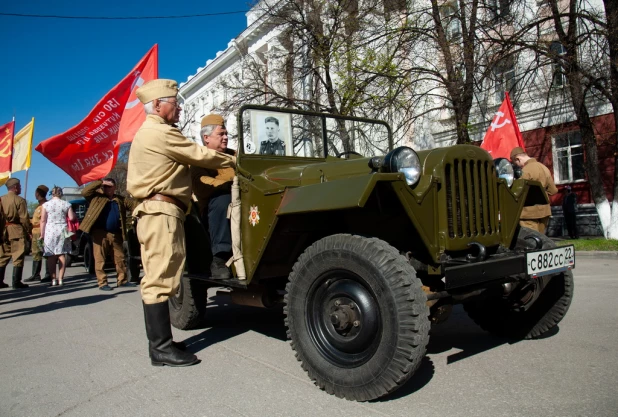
{"left": 237, "top": 105, "right": 394, "bottom": 159}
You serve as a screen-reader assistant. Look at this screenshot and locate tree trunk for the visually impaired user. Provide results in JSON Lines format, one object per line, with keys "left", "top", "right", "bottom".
{"left": 603, "top": 0, "right": 618, "bottom": 239}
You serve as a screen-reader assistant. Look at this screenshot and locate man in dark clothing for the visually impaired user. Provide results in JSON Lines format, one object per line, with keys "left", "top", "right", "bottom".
{"left": 562, "top": 186, "right": 579, "bottom": 239}
{"left": 79, "top": 178, "right": 137, "bottom": 291}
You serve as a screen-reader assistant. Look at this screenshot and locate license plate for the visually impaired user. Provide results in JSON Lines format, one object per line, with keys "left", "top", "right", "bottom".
{"left": 526, "top": 245, "right": 575, "bottom": 277}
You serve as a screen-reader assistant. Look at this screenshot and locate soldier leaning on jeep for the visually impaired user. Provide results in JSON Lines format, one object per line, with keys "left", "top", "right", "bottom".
{"left": 79, "top": 179, "right": 138, "bottom": 290}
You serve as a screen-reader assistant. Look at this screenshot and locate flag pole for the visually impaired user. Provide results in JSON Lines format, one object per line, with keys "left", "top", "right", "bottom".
{"left": 8, "top": 115, "right": 14, "bottom": 179}
{"left": 23, "top": 117, "right": 34, "bottom": 202}
{"left": 24, "top": 168, "right": 29, "bottom": 201}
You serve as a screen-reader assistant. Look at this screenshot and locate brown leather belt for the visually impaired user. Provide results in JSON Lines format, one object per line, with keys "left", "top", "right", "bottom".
{"left": 145, "top": 194, "right": 187, "bottom": 212}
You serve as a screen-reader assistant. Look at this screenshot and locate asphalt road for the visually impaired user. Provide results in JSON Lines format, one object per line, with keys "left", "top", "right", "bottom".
{"left": 0, "top": 255, "right": 616, "bottom": 417}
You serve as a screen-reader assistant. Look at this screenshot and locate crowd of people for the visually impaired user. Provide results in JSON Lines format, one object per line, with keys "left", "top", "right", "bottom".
{"left": 0, "top": 176, "right": 139, "bottom": 289}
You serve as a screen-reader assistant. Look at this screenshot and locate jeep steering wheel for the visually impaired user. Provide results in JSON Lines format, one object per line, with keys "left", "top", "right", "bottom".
{"left": 338, "top": 151, "right": 363, "bottom": 159}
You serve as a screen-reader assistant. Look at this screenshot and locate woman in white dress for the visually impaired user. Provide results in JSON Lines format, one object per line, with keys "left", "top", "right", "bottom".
{"left": 40, "top": 187, "right": 77, "bottom": 286}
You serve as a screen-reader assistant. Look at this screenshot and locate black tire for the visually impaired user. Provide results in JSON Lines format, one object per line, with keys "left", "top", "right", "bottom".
{"left": 464, "top": 227, "right": 574, "bottom": 339}
{"left": 123, "top": 241, "right": 141, "bottom": 283}
{"left": 285, "top": 234, "right": 430, "bottom": 401}
{"left": 169, "top": 277, "right": 209, "bottom": 330}
{"left": 83, "top": 241, "right": 95, "bottom": 275}
{"left": 65, "top": 253, "right": 73, "bottom": 268}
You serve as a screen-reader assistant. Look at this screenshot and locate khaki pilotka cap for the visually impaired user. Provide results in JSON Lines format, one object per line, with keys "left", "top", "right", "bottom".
{"left": 5, "top": 178, "right": 20, "bottom": 188}
{"left": 510, "top": 147, "right": 525, "bottom": 162}
{"left": 201, "top": 114, "right": 225, "bottom": 128}
{"left": 135, "top": 79, "right": 178, "bottom": 104}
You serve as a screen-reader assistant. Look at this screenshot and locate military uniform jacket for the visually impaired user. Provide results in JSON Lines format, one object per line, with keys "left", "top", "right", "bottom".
{"left": 191, "top": 148, "right": 236, "bottom": 216}
{"left": 127, "top": 115, "right": 235, "bottom": 217}
{"left": 32, "top": 204, "right": 44, "bottom": 232}
{"left": 260, "top": 139, "right": 286, "bottom": 155}
{"left": 79, "top": 180, "right": 138, "bottom": 240}
{"left": 521, "top": 158, "right": 558, "bottom": 219}
{"left": 1, "top": 191, "right": 31, "bottom": 240}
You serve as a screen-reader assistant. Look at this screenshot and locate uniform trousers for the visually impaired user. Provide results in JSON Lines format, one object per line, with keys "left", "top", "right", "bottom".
{"left": 0, "top": 237, "right": 26, "bottom": 267}
{"left": 91, "top": 228, "right": 127, "bottom": 287}
{"left": 520, "top": 217, "right": 550, "bottom": 235}
{"left": 31, "top": 229, "right": 43, "bottom": 261}
{"left": 205, "top": 193, "right": 232, "bottom": 256}
{"left": 137, "top": 210, "right": 186, "bottom": 305}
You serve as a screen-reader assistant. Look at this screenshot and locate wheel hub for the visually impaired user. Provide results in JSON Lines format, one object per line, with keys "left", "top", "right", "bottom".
{"left": 329, "top": 299, "right": 360, "bottom": 334}
{"left": 307, "top": 274, "right": 382, "bottom": 367}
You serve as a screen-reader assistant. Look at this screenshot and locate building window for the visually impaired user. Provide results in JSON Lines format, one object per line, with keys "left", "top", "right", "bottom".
{"left": 488, "top": 0, "right": 511, "bottom": 20}
{"left": 550, "top": 41, "right": 567, "bottom": 88}
{"left": 494, "top": 57, "right": 516, "bottom": 103}
{"left": 553, "top": 130, "right": 585, "bottom": 183}
{"left": 440, "top": 2, "right": 461, "bottom": 40}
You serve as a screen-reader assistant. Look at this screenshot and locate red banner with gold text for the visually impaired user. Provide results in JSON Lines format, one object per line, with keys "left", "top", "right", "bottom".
{"left": 35, "top": 45, "right": 158, "bottom": 185}
{"left": 0, "top": 121, "right": 15, "bottom": 176}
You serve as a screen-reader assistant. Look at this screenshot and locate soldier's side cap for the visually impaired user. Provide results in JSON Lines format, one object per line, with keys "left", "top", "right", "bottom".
{"left": 510, "top": 146, "right": 525, "bottom": 161}
{"left": 36, "top": 184, "right": 49, "bottom": 194}
{"left": 136, "top": 79, "right": 178, "bottom": 104}
{"left": 201, "top": 114, "right": 225, "bottom": 128}
{"left": 5, "top": 178, "right": 20, "bottom": 188}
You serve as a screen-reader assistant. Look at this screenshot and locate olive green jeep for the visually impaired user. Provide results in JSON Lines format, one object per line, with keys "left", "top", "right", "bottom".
{"left": 168, "top": 105, "right": 574, "bottom": 401}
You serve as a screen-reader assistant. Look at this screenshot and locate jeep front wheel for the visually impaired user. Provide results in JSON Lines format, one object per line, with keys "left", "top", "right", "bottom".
{"left": 285, "top": 234, "right": 430, "bottom": 401}
{"left": 464, "top": 227, "right": 574, "bottom": 339}
{"left": 169, "top": 277, "right": 209, "bottom": 330}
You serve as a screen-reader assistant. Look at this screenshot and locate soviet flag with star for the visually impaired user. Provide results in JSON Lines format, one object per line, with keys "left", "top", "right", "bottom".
{"left": 480, "top": 92, "right": 526, "bottom": 160}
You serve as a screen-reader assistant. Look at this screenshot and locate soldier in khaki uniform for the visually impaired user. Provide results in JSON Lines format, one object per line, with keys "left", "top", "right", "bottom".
{"left": 510, "top": 147, "right": 559, "bottom": 234}
{"left": 191, "top": 114, "right": 236, "bottom": 279}
{"left": 24, "top": 185, "right": 50, "bottom": 283}
{"left": 0, "top": 178, "right": 32, "bottom": 289}
{"left": 127, "top": 79, "right": 235, "bottom": 367}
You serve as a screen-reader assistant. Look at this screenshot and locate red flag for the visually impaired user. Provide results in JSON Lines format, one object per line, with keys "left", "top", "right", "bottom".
{"left": 0, "top": 121, "right": 15, "bottom": 175}
{"left": 480, "top": 92, "right": 526, "bottom": 160}
{"left": 35, "top": 45, "right": 158, "bottom": 185}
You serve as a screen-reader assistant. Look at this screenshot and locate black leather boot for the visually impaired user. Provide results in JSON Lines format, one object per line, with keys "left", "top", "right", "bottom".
{"left": 143, "top": 302, "right": 199, "bottom": 367}
{"left": 0, "top": 266, "right": 8, "bottom": 289}
{"left": 12, "top": 266, "right": 28, "bottom": 289}
{"left": 40, "top": 259, "right": 52, "bottom": 283}
{"left": 24, "top": 260, "right": 42, "bottom": 283}
{"left": 210, "top": 255, "right": 231, "bottom": 280}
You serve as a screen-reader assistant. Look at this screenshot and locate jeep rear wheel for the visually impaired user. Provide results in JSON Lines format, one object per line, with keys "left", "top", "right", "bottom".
{"left": 464, "top": 227, "right": 574, "bottom": 339}
{"left": 83, "top": 241, "right": 95, "bottom": 275}
{"left": 169, "top": 277, "right": 209, "bottom": 330}
{"left": 285, "top": 234, "right": 430, "bottom": 401}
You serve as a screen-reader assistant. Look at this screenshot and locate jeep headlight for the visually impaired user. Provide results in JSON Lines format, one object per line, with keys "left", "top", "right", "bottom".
{"left": 494, "top": 158, "right": 514, "bottom": 187}
{"left": 384, "top": 146, "right": 421, "bottom": 186}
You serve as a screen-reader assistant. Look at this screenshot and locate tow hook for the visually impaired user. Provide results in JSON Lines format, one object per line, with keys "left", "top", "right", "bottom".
{"left": 524, "top": 235, "right": 543, "bottom": 250}
{"left": 466, "top": 242, "right": 487, "bottom": 262}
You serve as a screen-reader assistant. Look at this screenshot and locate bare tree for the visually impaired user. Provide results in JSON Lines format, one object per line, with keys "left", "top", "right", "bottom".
{"left": 218, "top": 0, "right": 423, "bottom": 153}
{"left": 499, "top": 0, "right": 616, "bottom": 238}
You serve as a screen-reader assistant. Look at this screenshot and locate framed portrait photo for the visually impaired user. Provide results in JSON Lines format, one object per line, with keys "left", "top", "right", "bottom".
{"left": 248, "top": 110, "right": 292, "bottom": 156}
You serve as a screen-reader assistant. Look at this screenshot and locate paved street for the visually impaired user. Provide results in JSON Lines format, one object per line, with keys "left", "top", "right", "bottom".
{"left": 0, "top": 255, "right": 617, "bottom": 417}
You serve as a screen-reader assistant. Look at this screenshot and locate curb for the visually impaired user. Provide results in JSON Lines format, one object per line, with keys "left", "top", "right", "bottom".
{"left": 575, "top": 251, "right": 618, "bottom": 259}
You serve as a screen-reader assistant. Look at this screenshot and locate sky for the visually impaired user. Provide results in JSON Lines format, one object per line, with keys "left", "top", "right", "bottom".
{"left": 0, "top": 0, "right": 254, "bottom": 203}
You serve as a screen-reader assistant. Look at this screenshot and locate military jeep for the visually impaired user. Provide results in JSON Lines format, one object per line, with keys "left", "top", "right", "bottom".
{"left": 168, "top": 105, "right": 574, "bottom": 401}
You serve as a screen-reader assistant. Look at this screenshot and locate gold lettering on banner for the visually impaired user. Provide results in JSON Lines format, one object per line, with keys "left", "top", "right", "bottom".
{"left": 0, "top": 128, "right": 12, "bottom": 157}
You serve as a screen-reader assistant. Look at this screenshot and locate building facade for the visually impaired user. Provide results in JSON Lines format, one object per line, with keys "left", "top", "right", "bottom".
{"left": 179, "top": 0, "right": 615, "bottom": 237}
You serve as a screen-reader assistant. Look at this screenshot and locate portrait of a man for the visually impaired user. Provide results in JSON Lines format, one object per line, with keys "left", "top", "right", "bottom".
{"left": 260, "top": 116, "right": 286, "bottom": 155}
{"left": 249, "top": 111, "right": 292, "bottom": 156}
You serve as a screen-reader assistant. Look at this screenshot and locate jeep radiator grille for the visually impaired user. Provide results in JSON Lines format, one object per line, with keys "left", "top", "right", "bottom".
{"left": 445, "top": 159, "right": 498, "bottom": 238}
